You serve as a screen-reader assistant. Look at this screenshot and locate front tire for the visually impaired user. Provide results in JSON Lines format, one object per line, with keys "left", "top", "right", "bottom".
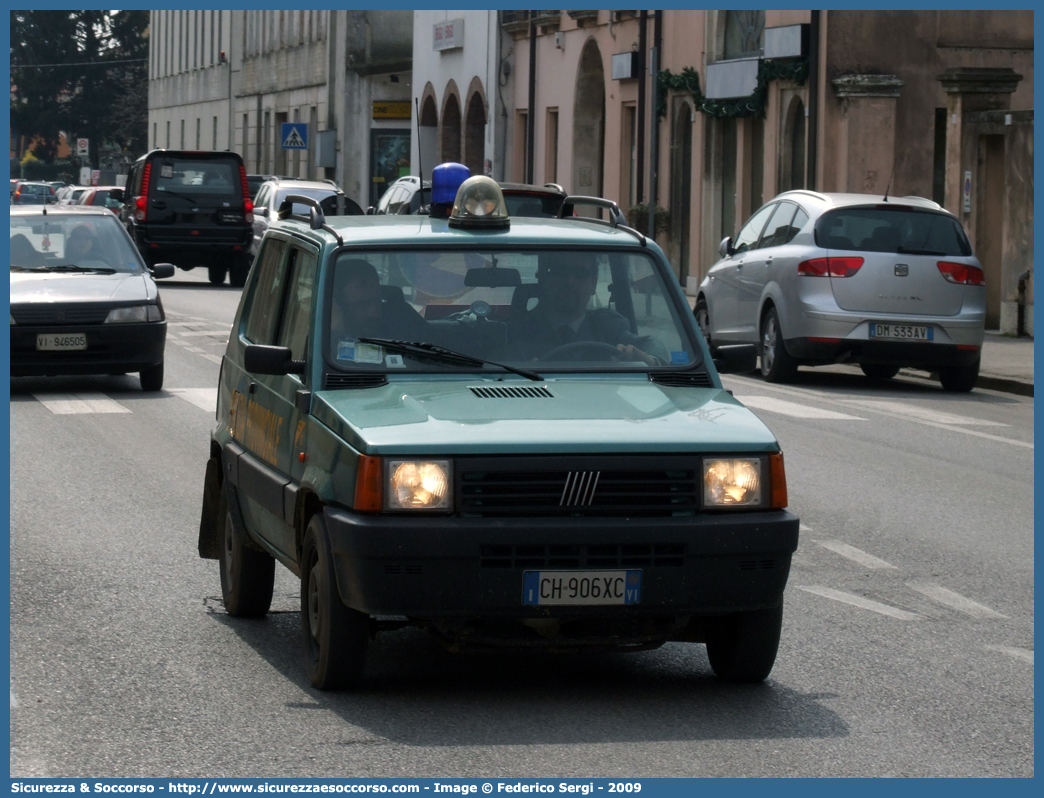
{"left": 208, "top": 264, "right": 228, "bottom": 285}
{"left": 860, "top": 363, "right": 900, "bottom": 380}
{"left": 705, "top": 602, "right": 783, "bottom": 683}
{"left": 219, "top": 492, "right": 274, "bottom": 618}
{"left": 139, "top": 361, "right": 163, "bottom": 391}
{"left": 939, "top": 357, "right": 980, "bottom": 392}
{"left": 760, "top": 308, "right": 798, "bottom": 383}
{"left": 301, "top": 515, "right": 369, "bottom": 690}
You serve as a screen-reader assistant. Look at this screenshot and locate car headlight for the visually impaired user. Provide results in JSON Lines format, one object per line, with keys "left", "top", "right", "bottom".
{"left": 703, "top": 457, "right": 763, "bottom": 507}
{"left": 105, "top": 305, "right": 148, "bottom": 323}
{"left": 387, "top": 460, "right": 451, "bottom": 510}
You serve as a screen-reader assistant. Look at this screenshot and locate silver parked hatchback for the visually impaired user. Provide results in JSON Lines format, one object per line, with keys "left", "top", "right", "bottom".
{"left": 696, "top": 191, "right": 986, "bottom": 392}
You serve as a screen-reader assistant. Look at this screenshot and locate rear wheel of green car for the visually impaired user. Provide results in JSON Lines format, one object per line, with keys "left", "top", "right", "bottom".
{"left": 705, "top": 601, "right": 783, "bottom": 683}
{"left": 218, "top": 491, "right": 274, "bottom": 618}
{"left": 301, "top": 515, "right": 369, "bottom": 690}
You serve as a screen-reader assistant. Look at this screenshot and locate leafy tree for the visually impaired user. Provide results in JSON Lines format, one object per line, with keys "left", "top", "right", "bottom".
{"left": 10, "top": 10, "right": 149, "bottom": 167}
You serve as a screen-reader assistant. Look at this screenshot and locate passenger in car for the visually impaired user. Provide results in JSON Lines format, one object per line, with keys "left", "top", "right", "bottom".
{"left": 65, "top": 225, "right": 97, "bottom": 263}
{"left": 330, "top": 258, "right": 431, "bottom": 346}
{"left": 504, "top": 253, "right": 668, "bottom": 364}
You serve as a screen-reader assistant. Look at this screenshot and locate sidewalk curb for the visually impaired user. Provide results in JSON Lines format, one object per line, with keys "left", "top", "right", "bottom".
{"left": 897, "top": 368, "right": 1034, "bottom": 397}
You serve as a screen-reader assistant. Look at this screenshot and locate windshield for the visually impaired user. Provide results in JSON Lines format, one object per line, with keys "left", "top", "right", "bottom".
{"left": 325, "top": 248, "right": 699, "bottom": 373}
{"left": 815, "top": 208, "right": 972, "bottom": 256}
{"left": 10, "top": 214, "right": 145, "bottom": 273}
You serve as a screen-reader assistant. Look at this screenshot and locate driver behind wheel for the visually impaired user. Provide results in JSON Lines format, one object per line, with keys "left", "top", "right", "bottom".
{"left": 504, "top": 252, "right": 667, "bottom": 364}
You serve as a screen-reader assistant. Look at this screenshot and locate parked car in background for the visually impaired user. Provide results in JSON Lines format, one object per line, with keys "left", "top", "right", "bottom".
{"left": 10, "top": 204, "right": 174, "bottom": 390}
{"left": 374, "top": 175, "right": 571, "bottom": 218}
{"left": 11, "top": 181, "right": 56, "bottom": 205}
{"left": 49, "top": 181, "right": 68, "bottom": 194}
{"left": 122, "top": 149, "right": 255, "bottom": 287}
{"left": 11, "top": 178, "right": 20, "bottom": 197}
{"left": 55, "top": 185, "right": 89, "bottom": 206}
{"left": 250, "top": 177, "right": 363, "bottom": 256}
{"left": 246, "top": 173, "right": 275, "bottom": 201}
{"left": 696, "top": 191, "right": 986, "bottom": 392}
{"left": 500, "top": 182, "right": 570, "bottom": 218}
{"left": 77, "top": 186, "right": 126, "bottom": 214}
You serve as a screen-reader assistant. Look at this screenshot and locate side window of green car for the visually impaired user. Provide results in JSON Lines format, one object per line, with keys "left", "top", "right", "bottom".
{"left": 244, "top": 238, "right": 289, "bottom": 344}
{"left": 278, "top": 246, "right": 318, "bottom": 361}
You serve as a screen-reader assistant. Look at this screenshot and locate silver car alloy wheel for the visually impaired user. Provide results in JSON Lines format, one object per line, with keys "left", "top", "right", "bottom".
{"left": 696, "top": 306, "right": 710, "bottom": 341}
{"left": 762, "top": 316, "right": 778, "bottom": 374}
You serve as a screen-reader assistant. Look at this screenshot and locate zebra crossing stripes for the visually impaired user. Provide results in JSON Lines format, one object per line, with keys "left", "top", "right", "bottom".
{"left": 796, "top": 586, "right": 922, "bottom": 620}
{"left": 31, "top": 393, "right": 131, "bottom": 415}
{"left": 905, "top": 582, "right": 1008, "bottom": 619}
{"left": 733, "top": 395, "right": 866, "bottom": 420}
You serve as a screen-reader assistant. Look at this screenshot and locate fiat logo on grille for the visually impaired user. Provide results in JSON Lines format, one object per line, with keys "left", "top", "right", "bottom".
{"left": 894, "top": 263, "right": 909, "bottom": 277}
{"left": 560, "top": 471, "right": 601, "bottom": 507}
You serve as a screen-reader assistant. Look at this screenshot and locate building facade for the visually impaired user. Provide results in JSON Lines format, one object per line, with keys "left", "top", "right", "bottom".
{"left": 410, "top": 11, "right": 509, "bottom": 184}
{"left": 147, "top": 10, "right": 413, "bottom": 208}
{"left": 502, "top": 9, "right": 1033, "bottom": 334}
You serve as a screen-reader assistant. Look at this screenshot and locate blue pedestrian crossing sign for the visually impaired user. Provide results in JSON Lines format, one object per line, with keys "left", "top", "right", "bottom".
{"left": 281, "top": 123, "right": 308, "bottom": 150}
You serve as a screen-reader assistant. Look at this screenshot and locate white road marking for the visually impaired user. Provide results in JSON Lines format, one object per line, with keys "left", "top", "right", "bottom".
{"left": 201, "top": 353, "right": 223, "bottom": 364}
{"left": 168, "top": 388, "right": 218, "bottom": 413}
{"left": 32, "top": 393, "right": 131, "bottom": 415}
{"left": 814, "top": 540, "right": 897, "bottom": 570}
{"left": 799, "top": 523, "right": 813, "bottom": 532}
{"left": 182, "top": 345, "right": 204, "bottom": 353}
{"left": 173, "top": 329, "right": 230, "bottom": 337}
{"left": 725, "top": 376, "right": 1033, "bottom": 450}
{"left": 840, "top": 399, "right": 1010, "bottom": 427}
{"left": 11, "top": 688, "right": 18, "bottom": 709}
{"left": 906, "top": 582, "right": 1007, "bottom": 618}
{"left": 985, "top": 645, "right": 1033, "bottom": 664}
{"left": 734, "top": 395, "right": 866, "bottom": 420}
{"left": 797, "top": 585, "right": 921, "bottom": 620}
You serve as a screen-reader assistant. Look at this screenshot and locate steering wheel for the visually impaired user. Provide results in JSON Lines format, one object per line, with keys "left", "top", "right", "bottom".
{"left": 540, "top": 340, "right": 624, "bottom": 361}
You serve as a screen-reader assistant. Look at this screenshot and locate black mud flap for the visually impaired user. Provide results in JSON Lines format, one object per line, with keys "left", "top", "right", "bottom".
{"left": 198, "top": 457, "right": 223, "bottom": 559}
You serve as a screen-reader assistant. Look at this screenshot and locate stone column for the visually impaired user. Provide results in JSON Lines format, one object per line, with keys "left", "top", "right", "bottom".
{"left": 936, "top": 67, "right": 1022, "bottom": 218}
{"left": 831, "top": 74, "right": 903, "bottom": 195}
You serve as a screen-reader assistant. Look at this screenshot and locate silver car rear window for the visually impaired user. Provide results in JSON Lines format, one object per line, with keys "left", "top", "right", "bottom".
{"left": 815, "top": 208, "right": 972, "bottom": 257}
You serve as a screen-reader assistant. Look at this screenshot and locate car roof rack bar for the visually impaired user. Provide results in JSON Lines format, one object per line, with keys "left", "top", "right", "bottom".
{"left": 557, "top": 195, "right": 646, "bottom": 246}
{"left": 276, "top": 193, "right": 343, "bottom": 244}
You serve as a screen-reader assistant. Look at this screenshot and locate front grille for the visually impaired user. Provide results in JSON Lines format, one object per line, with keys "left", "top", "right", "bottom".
{"left": 480, "top": 543, "right": 686, "bottom": 569}
{"left": 469, "top": 385, "right": 554, "bottom": 399}
{"left": 324, "top": 373, "right": 388, "bottom": 389}
{"left": 459, "top": 461, "right": 699, "bottom": 517}
{"left": 11, "top": 304, "right": 111, "bottom": 326}
{"left": 650, "top": 371, "right": 714, "bottom": 388}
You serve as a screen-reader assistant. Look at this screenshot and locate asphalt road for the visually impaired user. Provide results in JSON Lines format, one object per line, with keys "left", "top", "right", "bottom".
{"left": 9, "top": 271, "right": 1034, "bottom": 777}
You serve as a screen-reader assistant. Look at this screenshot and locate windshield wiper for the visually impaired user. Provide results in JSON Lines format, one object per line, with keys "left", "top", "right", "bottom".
{"left": 357, "top": 337, "right": 544, "bottom": 381}
{"left": 10, "top": 265, "right": 48, "bottom": 272}
{"left": 43, "top": 264, "right": 118, "bottom": 274}
{"left": 897, "top": 246, "right": 947, "bottom": 256}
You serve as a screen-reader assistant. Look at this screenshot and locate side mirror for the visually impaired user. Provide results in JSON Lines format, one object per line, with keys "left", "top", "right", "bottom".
{"left": 718, "top": 236, "right": 734, "bottom": 258}
{"left": 366, "top": 206, "right": 375, "bottom": 215}
{"left": 257, "top": 207, "right": 269, "bottom": 218}
{"left": 244, "top": 344, "right": 305, "bottom": 375}
{"left": 150, "top": 263, "right": 176, "bottom": 279}
{"left": 713, "top": 344, "right": 758, "bottom": 374}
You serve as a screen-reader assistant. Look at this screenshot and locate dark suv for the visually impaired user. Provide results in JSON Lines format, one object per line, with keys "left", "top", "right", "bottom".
{"left": 123, "top": 150, "right": 254, "bottom": 286}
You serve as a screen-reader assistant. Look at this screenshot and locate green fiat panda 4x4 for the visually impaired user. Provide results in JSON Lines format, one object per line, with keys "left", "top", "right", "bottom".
{"left": 198, "top": 163, "right": 799, "bottom": 690}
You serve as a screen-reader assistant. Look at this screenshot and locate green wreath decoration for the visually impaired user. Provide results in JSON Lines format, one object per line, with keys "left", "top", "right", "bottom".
{"left": 657, "top": 59, "right": 809, "bottom": 119}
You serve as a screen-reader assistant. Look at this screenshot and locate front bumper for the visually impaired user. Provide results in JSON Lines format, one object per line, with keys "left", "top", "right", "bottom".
{"left": 10, "top": 321, "right": 166, "bottom": 376}
{"left": 323, "top": 506, "right": 799, "bottom": 621}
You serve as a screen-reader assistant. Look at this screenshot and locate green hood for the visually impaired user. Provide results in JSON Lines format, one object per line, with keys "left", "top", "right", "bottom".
{"left": 313, "top": 377, "right": 779, "bottom": 455}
